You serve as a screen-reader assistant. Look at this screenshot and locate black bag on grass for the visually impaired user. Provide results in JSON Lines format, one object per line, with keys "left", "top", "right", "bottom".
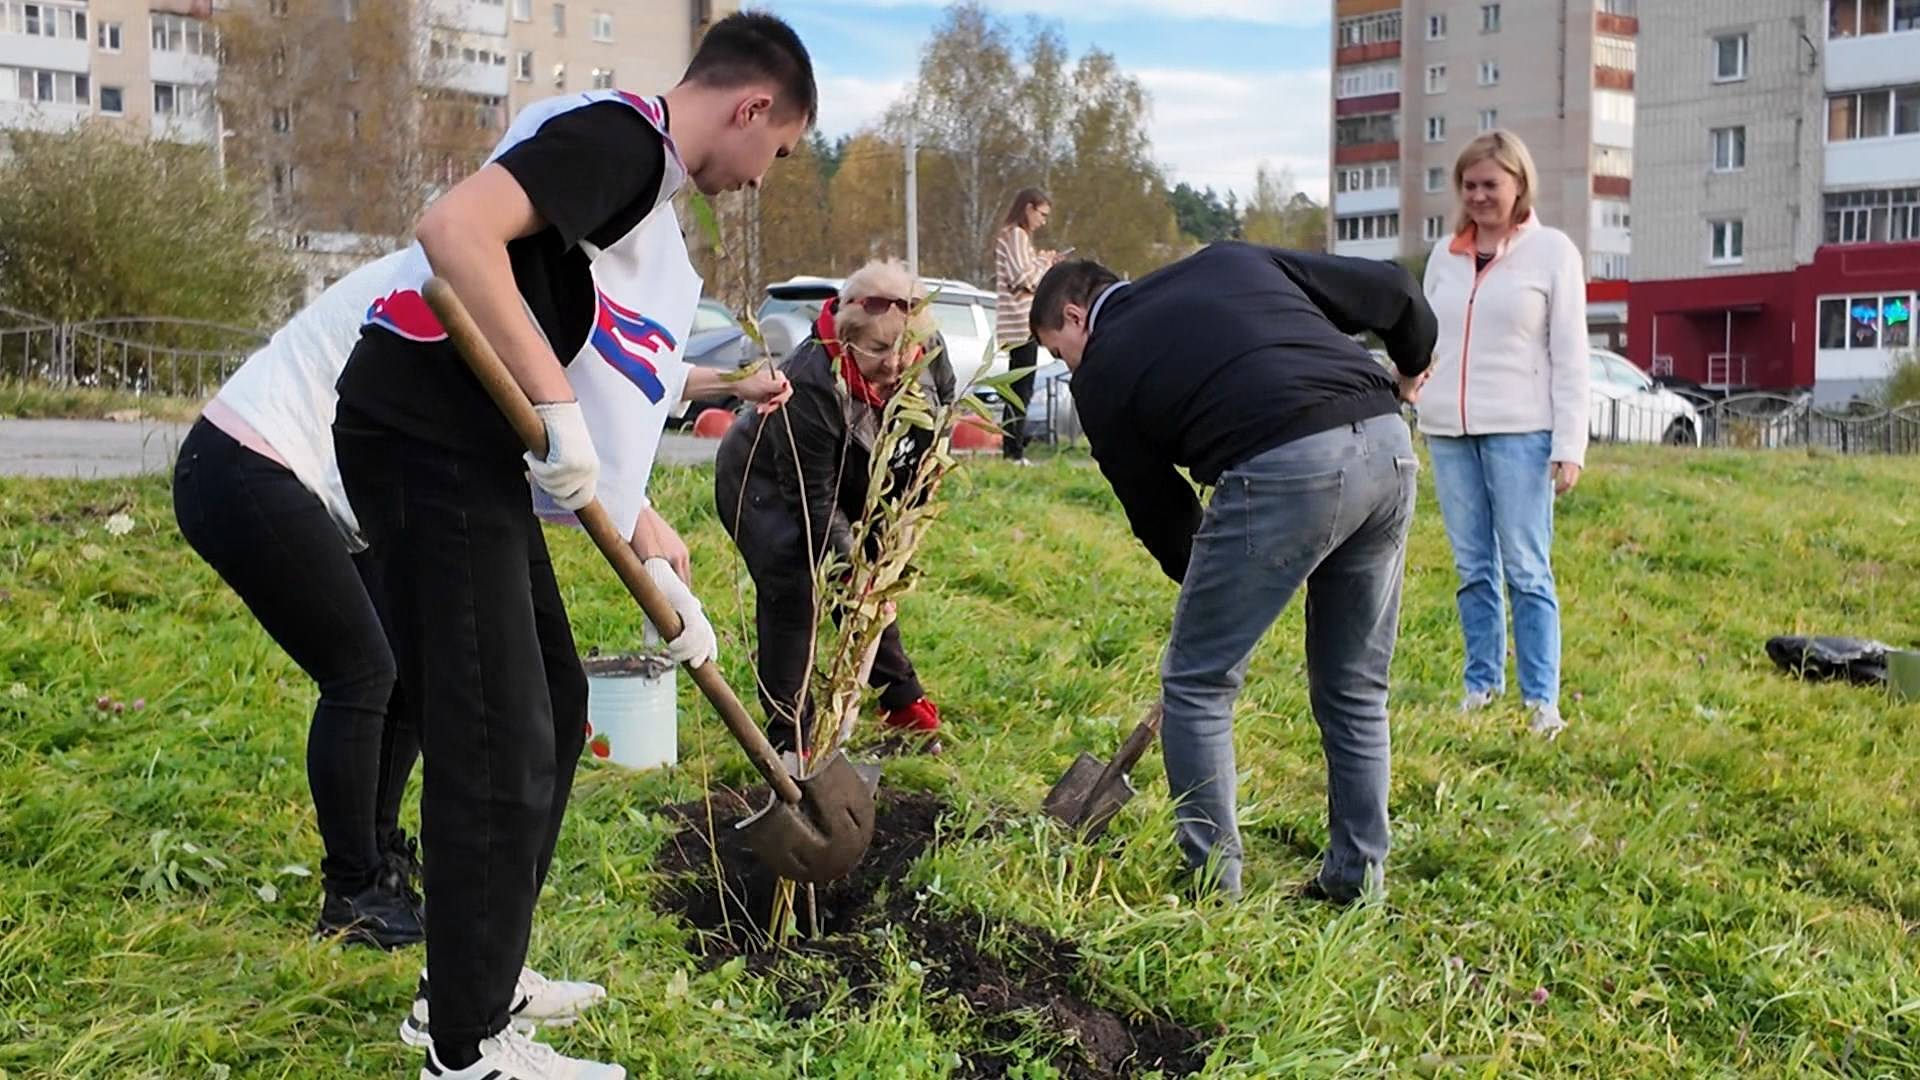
{"left": 1765, "top": 636, "right": 1890, "bottom": 686}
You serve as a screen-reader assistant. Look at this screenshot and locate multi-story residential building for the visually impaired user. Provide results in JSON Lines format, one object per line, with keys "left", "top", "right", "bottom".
{"left": 505, "top": 1, "right": 728, "bottom": 117}
{"left": 1329, "top": 0, "right": 1638, "bottom": 297}
{"left": 1, "top": 0, "right": 216, "bottom": 140}
{"left": 1630, "top": 0, "right": 1919, "bottom": 399}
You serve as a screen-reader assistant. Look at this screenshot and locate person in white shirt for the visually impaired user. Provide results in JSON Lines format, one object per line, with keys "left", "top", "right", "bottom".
{"left": 1418, "top": 130, "right": 1590, "bottom": 740}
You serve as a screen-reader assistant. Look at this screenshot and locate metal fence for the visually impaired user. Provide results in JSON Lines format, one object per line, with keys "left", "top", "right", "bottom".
{"left": 0, "top": 306, "right": 266, "bottom": 399}
{"left": 1588, "top": 388, "right": 1920, "bottom": 454}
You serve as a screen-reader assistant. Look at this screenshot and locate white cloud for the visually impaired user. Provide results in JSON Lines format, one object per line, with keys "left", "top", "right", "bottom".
{"left": 811, "top": 63, "right": 1332, "bottom": 207}
{"left": 1138, "top": 66, "right": 1331, "bottom": 203}
{"left": 815, "top": 73, "right": 911, "bottom": 137}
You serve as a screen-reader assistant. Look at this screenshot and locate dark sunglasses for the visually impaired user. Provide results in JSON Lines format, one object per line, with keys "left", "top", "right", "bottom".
{"left": 849, "top": 295, "right": 911, "bottom": 316}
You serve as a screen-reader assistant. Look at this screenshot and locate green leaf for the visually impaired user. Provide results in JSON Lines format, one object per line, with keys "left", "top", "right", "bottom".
{"left": 686, "top": 192, "right": 724, "bottom": 257}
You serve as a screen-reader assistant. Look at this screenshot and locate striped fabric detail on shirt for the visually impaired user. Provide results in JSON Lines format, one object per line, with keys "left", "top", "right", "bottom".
{"left": 994, "top": 226, "right": 1043, "bottom": 345}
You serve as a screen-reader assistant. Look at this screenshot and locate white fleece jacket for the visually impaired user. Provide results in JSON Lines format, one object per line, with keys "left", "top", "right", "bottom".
{"left": 1418, "top": 212, "right": 1591, "bottom": 465}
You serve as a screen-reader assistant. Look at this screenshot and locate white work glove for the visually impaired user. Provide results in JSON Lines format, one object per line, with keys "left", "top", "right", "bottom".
{"left": 644, "top": 557, "right": 717, "bottom": 668}
{"left": 524, "top": 401, "right": 599, "bottom": 511}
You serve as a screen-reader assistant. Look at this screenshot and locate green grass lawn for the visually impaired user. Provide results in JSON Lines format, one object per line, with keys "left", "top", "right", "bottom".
{"left": 3, "top": 444, "right": 1918, "bottom": 1078}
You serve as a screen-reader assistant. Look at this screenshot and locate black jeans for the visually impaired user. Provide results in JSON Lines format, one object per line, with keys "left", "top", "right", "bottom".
{"left": 171, "top": 419, "right": 417, "bottom": 894}
{"left": 719, "top": 493, "right": 924, "bottom": 753}
{"left": 335, "top": 421, "right": 587, "bottom": 1052}
{"left": 1001, "top": 339, "right": 1040, "bottom": 460}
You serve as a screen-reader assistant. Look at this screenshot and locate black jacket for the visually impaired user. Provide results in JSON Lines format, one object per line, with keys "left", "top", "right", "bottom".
{"left": 714, "top": 335, "right": 956, "bottom": 575}
{"left": 1072, "top": 243, "right": 1437, "bottom": 583}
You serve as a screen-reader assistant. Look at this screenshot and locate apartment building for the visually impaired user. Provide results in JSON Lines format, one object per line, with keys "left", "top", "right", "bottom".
{"left": 1328, "top": 0, "right": 1638, "bottom": 293}
{"left": 1630, "top": 0, "right": 1919, "bottom": 399}
{"left": 504, "top": 1, "right": 730, "bottom": 116}
{"left": 0, "top": 0, "right": 216, "bottom": 140}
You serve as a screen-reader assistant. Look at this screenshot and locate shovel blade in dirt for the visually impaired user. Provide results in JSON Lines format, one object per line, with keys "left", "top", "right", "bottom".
{"left": 1043, "top": 705, "right": 1163, "bottom": 841}
{"left": 738, "top": 751, "right": 877, "bottom": 883}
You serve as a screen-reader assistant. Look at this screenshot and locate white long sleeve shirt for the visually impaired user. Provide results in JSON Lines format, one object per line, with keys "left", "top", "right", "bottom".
{"left": 1418, "top": 212, "right": 1591, "bottom": 466}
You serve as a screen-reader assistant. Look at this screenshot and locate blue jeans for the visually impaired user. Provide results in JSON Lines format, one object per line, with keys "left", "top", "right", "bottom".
{"left": 1424, "top": 432, "right": 1561, "bottom": 706}
{"left": 1160, "top": 415, "right": 1418, "bottom": 900}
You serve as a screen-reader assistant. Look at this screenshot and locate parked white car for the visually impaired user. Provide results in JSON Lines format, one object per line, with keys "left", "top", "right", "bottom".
{"left": 757, "top": 275, "right": 1009, "bottom": 391}
{"left": 1589, "top": 348, "right": 1702, "bottom": 446}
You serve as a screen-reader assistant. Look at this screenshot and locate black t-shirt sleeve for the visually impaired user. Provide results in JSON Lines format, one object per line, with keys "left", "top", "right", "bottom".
{"left": 494, "top": 101, "right": 666, "bottom": 251}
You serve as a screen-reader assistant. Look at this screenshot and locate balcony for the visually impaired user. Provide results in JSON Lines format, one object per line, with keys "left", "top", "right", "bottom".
{"left": 1336, "top": 141, "right": 1400, "bottom": 166}
{"left": 1595, "top": 67, "right": 1634, "bottom": 92}
{"left": 1337, "top": 40, "right": 1401, "bottom": 66}
{"left": 1336, "top": 92, "right": 1400, "bottom": 117}
{"left": 0, "top": 99, "right": 88, "bottom": 133}
{"left": 0, "top": 34, "right": 87, "bottom": 74}
{"left": 1596, "top": 13, "right": 1638, "bottom": 37}
{"left": 1824, "top": 29, "right": 1920, "bottom": 92}
{"left": 1594, "top": 175, "right": 1631, "bottom": 198}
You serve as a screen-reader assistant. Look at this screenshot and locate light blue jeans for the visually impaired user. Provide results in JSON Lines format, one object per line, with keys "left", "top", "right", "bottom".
{"left": 1160, "top": 415, "right": 1418, "bottom": 900}
{"left": 1424, "top": 432, "right": 1561, "bottom": 707}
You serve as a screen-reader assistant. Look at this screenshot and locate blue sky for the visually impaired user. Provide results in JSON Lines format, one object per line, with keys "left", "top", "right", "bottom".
{"left": 760, "top": 0, "right": 1335, "bottom": 201}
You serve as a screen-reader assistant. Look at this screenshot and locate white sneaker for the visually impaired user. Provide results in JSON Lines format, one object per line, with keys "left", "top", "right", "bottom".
{"left": 419, "top": 1024, "right": 624, "bottom": 1079}
{"left": 1527, "top": 701, "right": 1567, "bottom": 740}
{"left": 1460, "top": 688, "right": 1499, "bottom": 713}
{"left": 401, "top": 967, "right": 608, "bottom": 1048}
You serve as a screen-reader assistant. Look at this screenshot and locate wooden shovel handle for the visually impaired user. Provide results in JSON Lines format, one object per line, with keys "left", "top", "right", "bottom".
{"left": 421, "top": 277, "right": 803, "bottom": 806}
{"left": 1088, "top": 703, "right": 1163, "bottom": 799}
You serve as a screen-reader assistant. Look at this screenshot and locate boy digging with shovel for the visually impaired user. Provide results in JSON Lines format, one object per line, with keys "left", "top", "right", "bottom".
{"left": 332, "top": 14, "right": 816, "bottom": 1079}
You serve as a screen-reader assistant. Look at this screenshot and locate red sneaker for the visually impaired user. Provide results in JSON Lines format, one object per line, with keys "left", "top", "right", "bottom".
{"left": 883, "top": 697, "right": 941, "bottom": 733}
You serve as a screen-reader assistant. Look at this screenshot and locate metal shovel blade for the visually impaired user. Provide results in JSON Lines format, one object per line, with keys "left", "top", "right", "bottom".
{"left": 737, "top": 750, "right": 877, "bottom": 883}
{"left": 1044, "top": 751, "right": 1139, "bottom": 840}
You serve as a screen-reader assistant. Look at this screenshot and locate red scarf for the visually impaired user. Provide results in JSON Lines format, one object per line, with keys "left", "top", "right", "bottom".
{"left": 816, "top": 297, "right": 888, "bottom": 408}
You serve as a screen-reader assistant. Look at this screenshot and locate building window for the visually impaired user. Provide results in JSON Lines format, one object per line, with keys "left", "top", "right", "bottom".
{"left": 1709, "top": 218, "right": 1745, "bottom": 264}
{"left": 1426, "top": 64, "right": 1448, "bottom": 93}
{"left": 153, "top": 81, "right": 179, "bottom": 114}
{"left": 15, "top": 68, "right": 88, "bottom": 105}
{"left": 1335, "top": 213, "right": 1400, "bottom": 243}
{"left": 1596, "top": 37, "right": 1637, "bottom": 72}
{"left": 516, "top": 50, "right": 533, "bottom": 81}
{"left": 552, "top": 2, "right": 565, "bottom": 35}
{"left": 271, "top": 106, "right": 291, "bottom": 134}
{"left": 1713, "top": 33, "right": 1748, "bottom": 82}
{"left": 1426, "top": 166, "right": 1446, "bottom": 192}
{"left": 1479, "top": 60, "right": 1500, "bottom": 85}
{"left": 1334, "top": 112, "right": 1398, "bottom": 147}
{"left": 4, "top": 2, "right": 88, "bottom": 41}
{"left": 1599, "top": 0, "right": 1637, "bottom": 14}
{"left": 1829, "top": 0, "right": 1920, "bottom": 37}
{"left": 1336, "top": 164, "right": 1400, "bottom": 192}
{"left": 1425, "top": 215, "right": 1447, "bottom": 241}
{"left": 150, "top": 13, "right": 216, "bottom": 56}
{"left": 1594, "top": 144, "right": 1633, "bottom": 177}
{"left": 1590, "top": 252, "right": 1631, "bottom": 279}
{"left": 339, "top": 0, "right": 357, "bottom": 22}
{"left": 1481, "top": 4, "right": 1501, "bottom": 32}
{"left": 1710, "top": 126, "right": 1746, "bottom": 171}
{"left": 1597, "top": 200, "right": 1631, "bottom": 230}
{"left": 1828, "top": 85, "right": 1920, "bottom": 140}
{"left": 1337, "top": 11, "right": 1402, "bottom": 48}
{"left": 1824, "top": 187, "right": 1920, "bottom": 244}
{"left": 592, "top": 11, "right": 612, "bottom": 41}
{"left": 1479, "top": 109, "right": 1499, "bottom": 131}
{"left": 551, "top": 62, "right": 566, "bottom": 89}
{"left": 97, "top": 20, "right": 122, "bottom": 52}
{"left": 99, "top": 85, "right": 123, "bottom": 115}
{"left": 347, "top": 108, "right": 360, "bottom": 141}
{"left": 1336, "top": 63, "right": 1399, "bottom": 99}
{"left": 1428, "top": 13, "right": 1448, "bottom": 40}
{"left": 591, "top": 67, "right": 613, "bottom": 90}
{"left": 1819, "top": 294, "right": 1915, "bottom": 350}
{"left": 268, "top": 0, "right": 287, "bottom": 14}
{"left": 512, "top": 0, "right": 530, "bottom": 19}
{"left": 1427, "top": 115, "right": 1447, "bottom": 142}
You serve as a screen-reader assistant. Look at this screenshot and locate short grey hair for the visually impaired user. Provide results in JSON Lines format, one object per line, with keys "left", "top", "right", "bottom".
{"left": 835, "top": 258, "right": 935, "bottom": 345}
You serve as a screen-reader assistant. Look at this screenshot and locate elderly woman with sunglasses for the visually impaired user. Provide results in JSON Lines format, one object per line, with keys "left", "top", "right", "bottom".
{"left": 715, "top": 259, "right": 956, "bottom": 757}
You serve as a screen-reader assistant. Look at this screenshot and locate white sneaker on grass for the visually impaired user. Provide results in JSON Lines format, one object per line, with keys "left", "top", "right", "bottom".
{"left": 401, "top": 967, "right": 609, "bottom": 1048}
{"left": 419, "top": 1024, "right": 623, "bottom": 1080}
{"left": 1460, "top": 688, "right": 1499, "bottom": 713}
{"left": 1527, "top": 701, "right": 1567, "bottom": 740}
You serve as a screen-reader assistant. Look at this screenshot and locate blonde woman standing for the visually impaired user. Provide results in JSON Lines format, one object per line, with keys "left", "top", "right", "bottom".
{"left": 993, "top": 187, "right": 1059, "bottom": 463}
{"left": 1419, "top": 131, "right": 1590, "bottom": 740}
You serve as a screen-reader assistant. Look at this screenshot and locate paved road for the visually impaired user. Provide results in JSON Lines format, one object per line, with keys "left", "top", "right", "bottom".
{"left": 0, "top": 419, "right": 719, "bottom": 479}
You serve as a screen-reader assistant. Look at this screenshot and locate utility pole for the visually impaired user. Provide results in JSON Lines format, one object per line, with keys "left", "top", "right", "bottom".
{"left": 905, "top": 119, "right": 919, "bottom": 276}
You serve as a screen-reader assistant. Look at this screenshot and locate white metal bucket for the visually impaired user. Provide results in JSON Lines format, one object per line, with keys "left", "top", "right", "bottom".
{"left": 581, "top": 652, "right": 677, "bottom": 771}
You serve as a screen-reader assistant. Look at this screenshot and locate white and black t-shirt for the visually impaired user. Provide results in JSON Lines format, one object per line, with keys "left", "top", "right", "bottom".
{"left": 336, "top": 101, "right": 670, "bottom": 457}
